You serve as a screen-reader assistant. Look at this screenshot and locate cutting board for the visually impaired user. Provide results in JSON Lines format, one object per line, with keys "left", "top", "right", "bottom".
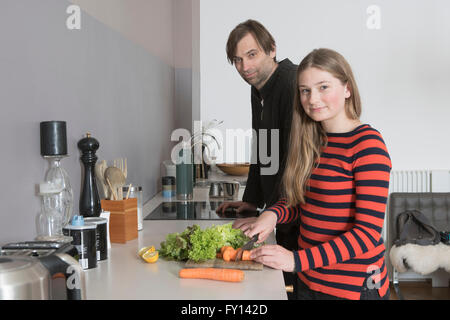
{"left": 185, "top": 259, "right": 263, "bottom": 271}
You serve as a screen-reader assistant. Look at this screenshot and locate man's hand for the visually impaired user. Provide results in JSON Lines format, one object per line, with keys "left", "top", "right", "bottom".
{"left": 250, "top": 244, "right": 295, "bottom": 273}
{"left": 216, "top": 201, "right": 256, "bottom": 214}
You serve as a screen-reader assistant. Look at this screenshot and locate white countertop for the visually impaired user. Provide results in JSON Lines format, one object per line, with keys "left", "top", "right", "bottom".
{"left": 84, "top": 180, "right": 288, "bottom": 300}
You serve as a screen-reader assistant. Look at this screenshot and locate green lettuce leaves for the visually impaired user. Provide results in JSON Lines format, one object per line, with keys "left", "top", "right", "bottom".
{"left": 159, "top": 223, "right": 249, "bottom": 262}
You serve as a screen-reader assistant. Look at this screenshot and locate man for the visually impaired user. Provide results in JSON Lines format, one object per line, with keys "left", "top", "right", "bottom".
{"left": 217, "top": 19, "right": 299, "bottom": 298}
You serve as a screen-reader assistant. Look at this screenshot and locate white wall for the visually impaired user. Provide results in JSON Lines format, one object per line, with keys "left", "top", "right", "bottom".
{"left": 199, "top": 0, "right": 450, "bottom": 170}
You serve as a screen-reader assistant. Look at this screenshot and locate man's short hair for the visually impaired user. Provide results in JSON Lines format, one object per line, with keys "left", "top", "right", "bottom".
{"left": 226, "top": 19, "right": 276, "bottom": 64}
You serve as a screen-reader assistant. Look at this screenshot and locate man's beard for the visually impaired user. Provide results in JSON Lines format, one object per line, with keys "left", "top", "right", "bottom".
{"left": 241, "top": 64, "right": 274, "bottom": 89}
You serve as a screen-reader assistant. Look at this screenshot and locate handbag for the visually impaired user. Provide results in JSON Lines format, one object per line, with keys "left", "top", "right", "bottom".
{"left": 394, "top": 210, "right": 441, "bottom": 247}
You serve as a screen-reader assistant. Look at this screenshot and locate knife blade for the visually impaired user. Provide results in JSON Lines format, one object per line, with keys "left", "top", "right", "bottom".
{"left": 242, "top": 234, "right": 259, "bottom": 251}
{"left": 235, "top": 234, "right": 259, "bottom": 261}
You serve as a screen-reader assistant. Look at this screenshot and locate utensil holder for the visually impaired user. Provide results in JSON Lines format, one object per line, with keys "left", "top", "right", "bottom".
{"left": 100, "top": 198, "right": 138, "bottom": 243}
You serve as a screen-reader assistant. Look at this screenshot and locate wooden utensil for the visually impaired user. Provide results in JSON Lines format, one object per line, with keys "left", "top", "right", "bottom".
{"left": 106, "top": 177, "right": 118, "bottom": 200}
{"left": 125, "top": 183, "right": 132, "bottom": 199}
{"left": 105, "top": 166, "right": 126, "bottom": 200}
{"left": 95, "top": 160, "right": 108, "bottom": 199}
{"left": 114, "top": 158, "right": 127, "bottom": 179}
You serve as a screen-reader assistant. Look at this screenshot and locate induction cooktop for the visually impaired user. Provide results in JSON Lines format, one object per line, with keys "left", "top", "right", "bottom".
{"left": 144, "top": 201, "right": 259, "bottom": 220}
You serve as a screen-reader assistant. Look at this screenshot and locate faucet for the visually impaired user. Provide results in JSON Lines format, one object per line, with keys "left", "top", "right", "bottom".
{"left": 189, "top": 120, "right": 222, "bottom": 179}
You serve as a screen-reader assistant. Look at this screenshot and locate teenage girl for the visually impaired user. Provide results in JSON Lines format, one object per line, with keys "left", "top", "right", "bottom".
{"left": 234, "top": 48, "right": 391, "bottom": 300}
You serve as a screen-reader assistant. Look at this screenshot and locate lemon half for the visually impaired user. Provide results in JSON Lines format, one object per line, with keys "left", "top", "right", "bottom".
{"left": 138, "top": 246, "right": 155, "bottom": 257}
{"left": 142, "top": 250, "right": 159, "bottom": 263}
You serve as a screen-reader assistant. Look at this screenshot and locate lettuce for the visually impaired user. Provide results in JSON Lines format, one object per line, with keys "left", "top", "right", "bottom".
{"left": 159, "top": 225, "right": 199, "bottom": 261}
{"left": 159, "top": 223, "right": 249, "bottom": 262}
{"left": 211, "top": 223, "right": 249, "bottom": 249}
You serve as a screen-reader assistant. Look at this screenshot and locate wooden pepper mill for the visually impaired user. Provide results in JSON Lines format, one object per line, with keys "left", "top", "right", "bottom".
{"left": 78, "top": 132, "right": 101, "bottom": 217}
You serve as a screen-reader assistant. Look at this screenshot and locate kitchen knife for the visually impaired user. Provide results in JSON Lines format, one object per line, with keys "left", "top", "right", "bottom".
{"left": 235, "top": 234, "right": 259, "bottom": 261}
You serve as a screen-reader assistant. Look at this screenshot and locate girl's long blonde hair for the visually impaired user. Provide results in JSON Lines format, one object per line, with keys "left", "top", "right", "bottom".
{"left": 282, "top": 48, "right": 362, "bottom": 207}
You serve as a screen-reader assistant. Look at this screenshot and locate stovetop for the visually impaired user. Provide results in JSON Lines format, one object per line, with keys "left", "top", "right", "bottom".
{"left": 144, "top": 201, "right": 259, "bottom": 220}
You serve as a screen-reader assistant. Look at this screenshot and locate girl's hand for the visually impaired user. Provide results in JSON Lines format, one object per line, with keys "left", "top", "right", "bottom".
{"left": 250, "top": 244, "right": 295, "bottom": 273}
{"left": 232, "top": 217, "right": 258, "bottom": 231}
{"left": 234, "top": 211, "right": 278, "bottom": 244}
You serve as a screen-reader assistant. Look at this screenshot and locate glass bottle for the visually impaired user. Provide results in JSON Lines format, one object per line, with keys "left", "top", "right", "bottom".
{"left": 123, "top": 186, "right": 143, "bottom": 231}
{"left": 43, "top": 156, "right": 74, "bottom": 226}
{"left": 36, "top": 182, "right": 66, "bottom": 241}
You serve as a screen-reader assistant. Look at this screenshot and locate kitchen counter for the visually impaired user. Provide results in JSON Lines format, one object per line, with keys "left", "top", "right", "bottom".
{"left": 84, "top": 180, "right": 288, "bottom": 300}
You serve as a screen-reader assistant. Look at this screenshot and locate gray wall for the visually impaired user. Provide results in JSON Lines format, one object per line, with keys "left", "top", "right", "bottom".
{"left": 0, "top": 1, "right": 178, "bottom": 243}
{"left": 174, "top": 0, "right": 195, "bottom": 132}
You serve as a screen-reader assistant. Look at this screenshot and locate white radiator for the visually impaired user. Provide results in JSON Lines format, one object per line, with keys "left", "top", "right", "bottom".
{"left": 389, "top": 170, "right": 431, "bottom": 193}
{"left": 389, "top": 169, "right": 450, "bottom": 193}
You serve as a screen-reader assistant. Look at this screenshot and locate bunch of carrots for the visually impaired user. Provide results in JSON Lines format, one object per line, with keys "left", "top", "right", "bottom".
{"left": 216, "top": 246, "right": 252, "bottom": 262}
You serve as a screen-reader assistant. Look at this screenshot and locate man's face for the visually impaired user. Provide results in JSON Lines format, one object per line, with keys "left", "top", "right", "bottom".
{"left": 233, "top": 33, "right": 277, "bottom": 90}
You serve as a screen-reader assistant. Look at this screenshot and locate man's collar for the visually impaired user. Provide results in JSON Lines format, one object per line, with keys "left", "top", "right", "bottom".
{"left": 252, "top": 58, "right": 292, "bottom": 100}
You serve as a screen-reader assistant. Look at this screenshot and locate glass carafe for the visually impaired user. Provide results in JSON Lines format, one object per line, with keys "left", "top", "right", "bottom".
{"left": 36, "top": 182, "right": 66, "bottom": 241}
{"left": 43, "top": 156, "right": 74, "bottom": 226}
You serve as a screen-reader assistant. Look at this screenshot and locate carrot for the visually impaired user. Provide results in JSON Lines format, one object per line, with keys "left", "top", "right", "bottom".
{"left": 220, "top": 246, "right": 233, "bottom": 254}
{"left": 242, "top": 250, "right": 252, "bottom": 261}
{"left": 222, "top": 247, "right": 237, "bottom": 261}
{"left": 216, "top": 252, "right": 223, "bottom": 259}
{"left": 179, "top": 268, "right": 244, "bottom": 282}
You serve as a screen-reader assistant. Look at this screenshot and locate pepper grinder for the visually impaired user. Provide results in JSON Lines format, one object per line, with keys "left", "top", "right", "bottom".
{"left": 78, "top": 132, "right": 101, "bottom": 217}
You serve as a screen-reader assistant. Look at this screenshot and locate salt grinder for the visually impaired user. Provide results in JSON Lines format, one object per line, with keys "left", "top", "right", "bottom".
{"left": 78, "top": 132, "right": 101, "bottom": 217}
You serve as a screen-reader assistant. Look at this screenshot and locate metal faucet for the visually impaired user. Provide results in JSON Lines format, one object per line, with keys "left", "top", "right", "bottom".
{"left": 189, "top": 120, "right": 222, "bottom": 179}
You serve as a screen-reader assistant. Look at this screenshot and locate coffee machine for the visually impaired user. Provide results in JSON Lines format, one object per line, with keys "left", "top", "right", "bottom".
{"left": 0, "top": 241, "right": 86, "bottom": 300}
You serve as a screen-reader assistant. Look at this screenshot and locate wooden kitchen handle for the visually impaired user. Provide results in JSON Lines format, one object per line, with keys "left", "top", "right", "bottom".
{"left": 285, "top": 285, "right": 294, "bottom": 293}
{"left": 106, "top": 177, "right": 117, "bottom": 200}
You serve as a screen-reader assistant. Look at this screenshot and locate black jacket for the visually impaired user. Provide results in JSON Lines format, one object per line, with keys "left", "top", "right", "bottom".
{"left": 242, "top": 58, "right": 297, "bottom": 208}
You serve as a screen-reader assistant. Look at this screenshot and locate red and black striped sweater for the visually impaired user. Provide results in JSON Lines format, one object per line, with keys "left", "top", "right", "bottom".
{"left": 266, "top": 124, "right": 391, "bottom": 300}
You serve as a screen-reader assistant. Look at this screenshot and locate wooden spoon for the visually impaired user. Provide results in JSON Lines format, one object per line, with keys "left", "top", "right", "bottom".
{"left": 95, "top": 160, "right": 108, "bottom": 199}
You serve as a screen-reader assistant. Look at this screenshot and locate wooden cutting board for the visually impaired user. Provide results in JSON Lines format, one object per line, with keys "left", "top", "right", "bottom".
{"left": 185, "top": 259, "right": 263, "bottom": 271}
